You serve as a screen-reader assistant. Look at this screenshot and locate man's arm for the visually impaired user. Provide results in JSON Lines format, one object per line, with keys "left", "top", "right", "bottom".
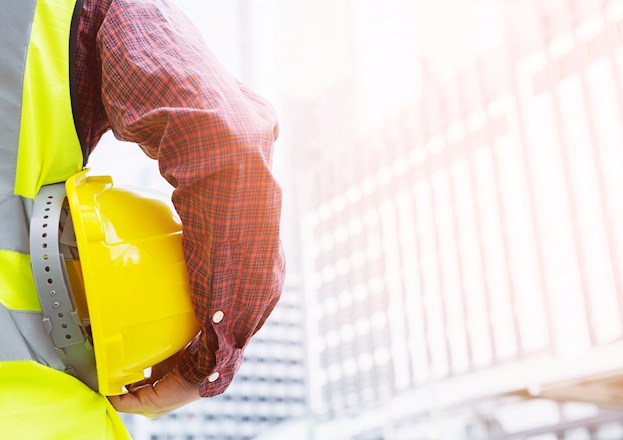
{"left": 98, "top": 0, "right": 285, "bottom": 411}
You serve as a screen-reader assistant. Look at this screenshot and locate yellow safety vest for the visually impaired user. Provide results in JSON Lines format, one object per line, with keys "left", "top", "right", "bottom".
{"left": 0, "top": 0, "right": 130, "bottom": 437}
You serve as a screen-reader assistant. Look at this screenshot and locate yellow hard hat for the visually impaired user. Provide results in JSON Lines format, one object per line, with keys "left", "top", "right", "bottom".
{"left": 64, "top": 170, "right": 200, "bottom": 396}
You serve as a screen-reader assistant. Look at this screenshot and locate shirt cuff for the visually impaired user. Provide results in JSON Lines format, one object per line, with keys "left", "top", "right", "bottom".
{"left": 178, "top": 331, "right": 244, "bottom": 397}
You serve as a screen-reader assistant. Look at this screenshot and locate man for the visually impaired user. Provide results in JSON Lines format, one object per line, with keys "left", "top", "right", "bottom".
{"left": 0, "top": 0, "right": 285, "bottom": 436}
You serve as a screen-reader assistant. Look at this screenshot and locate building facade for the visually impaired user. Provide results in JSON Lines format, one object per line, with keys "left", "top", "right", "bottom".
{"left": 293, "top": 0, "right": 623, "bottom": 438}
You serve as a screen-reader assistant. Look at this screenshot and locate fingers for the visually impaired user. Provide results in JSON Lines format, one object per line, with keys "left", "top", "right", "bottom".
{"left": 126, "top": 378, "right": 152, "bottom": 389}
{"left": 152, "top": 351, "right": 182, "bottom": 380}
{"left": 108, "top": 385, "right": 164, "bottom": 419}
{"left": 129, "top": 351, "right": 184, "bottom": 390}
{"left": 108, "top": 368, "right": 200, "bottom": 419}
{"left": 125, "top": 352, "right": 182, "bottom": 390}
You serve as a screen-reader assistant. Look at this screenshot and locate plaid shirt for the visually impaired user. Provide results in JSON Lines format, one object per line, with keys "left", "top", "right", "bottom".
{"left": 75, "top": 0, "right": 285, "bottom": 397}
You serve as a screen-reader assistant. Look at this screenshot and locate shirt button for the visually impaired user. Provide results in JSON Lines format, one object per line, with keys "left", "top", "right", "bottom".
{"left": 208, "top": 372, "right": 220, "bottom": 382}
{"left": 212, "top": 311, "right": 224, "bottom": 323}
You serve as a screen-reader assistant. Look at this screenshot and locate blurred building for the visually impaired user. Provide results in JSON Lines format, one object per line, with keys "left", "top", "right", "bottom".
{"left": 287, "top": 0, "right": 623, "bottom": 438}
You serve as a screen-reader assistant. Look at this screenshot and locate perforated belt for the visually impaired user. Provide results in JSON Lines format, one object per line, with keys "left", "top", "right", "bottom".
{"left": 30, "top": 182, "right": 98, "bottom": 391}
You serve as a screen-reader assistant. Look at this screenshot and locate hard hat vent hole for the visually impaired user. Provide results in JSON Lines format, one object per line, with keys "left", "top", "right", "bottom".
{"left": 43, "top": 255, "right": 48, "bottom": 260}
{"left": 42, "top": 233, "right": 47, "bottom": 238}
{"left": 43, "top": 224, "right": 48, "bottom": 228}
{"left": 58, "top": 313, "right": 63, "bottom": 318}
{"left": 45, "top": 267, "right": 50, "bottom": 272}
{"left": 62, "top": 324, "right": 67, "bottom": 329}
{"left": 65, "top": 335, "right": 71, "bottom": 340}
{"left": 44, "top": 208, "right": 49, "bottom": 212}
{"left": 47, "top": 278, "right": 53, "bottom": 284}
{"left": 47, "top": 196, "right": 53, "bottom": 199}
{"left": 46, "top": 201, "right": 51, "bottom": 205}
{"left": 43, "top": 215, "right": 49, "bottom": 219}
{"left": 42, "top": 243, "right": 47, "bottom": 249}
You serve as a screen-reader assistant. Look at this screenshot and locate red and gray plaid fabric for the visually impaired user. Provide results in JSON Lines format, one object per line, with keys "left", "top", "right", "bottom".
{"left": 75, "top": 0, "right": 285, "bottom": 397}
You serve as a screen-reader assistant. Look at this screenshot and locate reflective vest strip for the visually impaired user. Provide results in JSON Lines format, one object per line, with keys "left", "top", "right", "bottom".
{"left": 0, "top": 195, "right": 38, "bottom": 311}
{"left": 14, "top": 0, "right": 83, "bottom": 199}
{"left": 0, "top": 304, "right": 63, "bottom": 368}
{"left": 0, "top": 0, "right": 82, "bottom": 311}
{"left": 0, "top": 0, "right": 86, "bottom": 386}
{"left": 0, "top": 195, "right": 32, "bottom": 255}
{"left": 0, "top": 0, "right": 38, "bottom": 195}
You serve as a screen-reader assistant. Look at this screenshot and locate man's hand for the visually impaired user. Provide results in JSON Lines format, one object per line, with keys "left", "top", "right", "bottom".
{"left": 108, "top": 363, "right": 201, "bottom": 419}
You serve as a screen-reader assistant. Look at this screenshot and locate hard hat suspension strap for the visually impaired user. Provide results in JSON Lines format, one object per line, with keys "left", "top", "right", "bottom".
{"left": 30, "top": 182, "right": 98, "bottom": 391}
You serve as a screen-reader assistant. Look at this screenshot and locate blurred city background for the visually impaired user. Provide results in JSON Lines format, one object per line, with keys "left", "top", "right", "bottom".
{"left": 88, "top": 0, "right": 623, "bottom": 438}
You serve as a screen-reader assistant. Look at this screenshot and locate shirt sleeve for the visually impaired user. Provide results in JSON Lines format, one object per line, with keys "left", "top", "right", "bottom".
{"left": 96, "top": 0, "right": 285, "bottom": 397}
